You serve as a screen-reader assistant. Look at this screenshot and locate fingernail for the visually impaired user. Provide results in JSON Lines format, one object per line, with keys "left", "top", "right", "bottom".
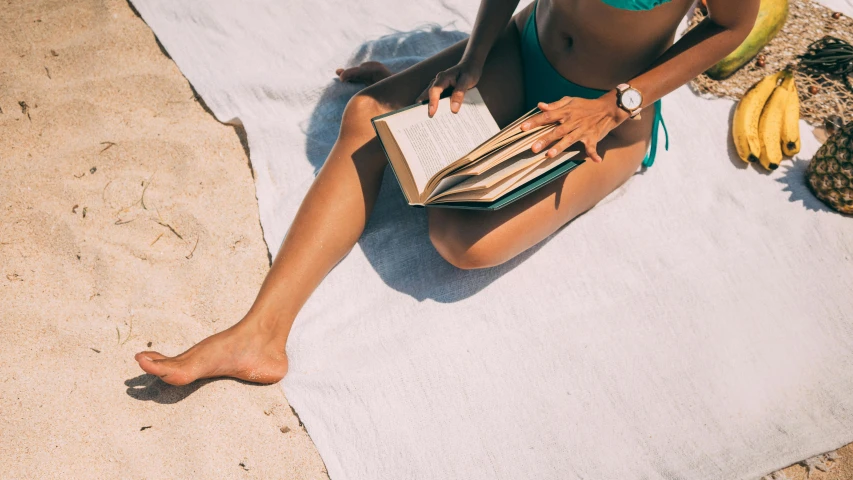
{"left": 141, "top": 355, "right": 153, "bottom": 362}
{"left": 533, "top": 142, "right": 542, "bottom": 151}
{"left": 521, "top": 122, "right": 530, "bottom": 130}
{"left": 548, "top": 149, "right": 556, "bottom": 157}
{"left": 451, "top": 102, "right": 460, "bottom": 110}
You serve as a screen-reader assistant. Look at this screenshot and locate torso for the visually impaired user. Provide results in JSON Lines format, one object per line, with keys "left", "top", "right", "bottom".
{"left": 514, "top": 0, "right": 694, "bottom": 91}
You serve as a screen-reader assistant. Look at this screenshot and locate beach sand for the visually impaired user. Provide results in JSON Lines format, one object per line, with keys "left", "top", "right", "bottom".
{"left": 0, "top": 0, "right": 326, "bottom": 478}
{"left": 0, "top": 0, "right": 849, "bottom": 478}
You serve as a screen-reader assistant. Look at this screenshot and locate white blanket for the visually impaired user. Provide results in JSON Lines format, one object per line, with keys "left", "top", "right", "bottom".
{"left": 129, "top": 1, "right": 853, "bottom": 478}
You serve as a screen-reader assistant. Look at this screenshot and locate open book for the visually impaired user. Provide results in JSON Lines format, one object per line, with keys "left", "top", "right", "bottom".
{"left": 371, "top": 88, "right": 583, "bottom": 210}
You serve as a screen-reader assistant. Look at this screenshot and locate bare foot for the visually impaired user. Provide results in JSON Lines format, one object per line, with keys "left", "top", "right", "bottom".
{"left": 335, "top": 61, "right": 392, "bottom": 86}
{"left": 135, "top": 322, "right": 288, "bottom": 386}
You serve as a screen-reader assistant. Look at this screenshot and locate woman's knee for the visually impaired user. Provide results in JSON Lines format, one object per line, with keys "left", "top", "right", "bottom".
{"left": 428, "top": 217, "right": 508, "bottom": 270}
{"left": 342, "top": 90, "right": 392, "bottom": 127}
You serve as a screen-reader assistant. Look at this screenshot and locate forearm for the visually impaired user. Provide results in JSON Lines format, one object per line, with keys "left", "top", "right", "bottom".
{"left": 462, "top": 0, "right": 521, "bottom": 66}
{"left": 521, "top": 0, "right": 760, "bottom": 162}
{"left": 626, "top": 15, "right": 757, "bottom": 109}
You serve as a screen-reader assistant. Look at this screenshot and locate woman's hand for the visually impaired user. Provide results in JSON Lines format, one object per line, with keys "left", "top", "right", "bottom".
{"left": 521, "top": 94, "right": 630, "bottom": 163}
{"left": 416, "top": 61, "right": 483, "bottom": 117}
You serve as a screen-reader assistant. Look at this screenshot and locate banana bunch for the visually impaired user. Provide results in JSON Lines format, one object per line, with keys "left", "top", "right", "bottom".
{"left": 732, "top": 70, "right": 801, "bottom": 171}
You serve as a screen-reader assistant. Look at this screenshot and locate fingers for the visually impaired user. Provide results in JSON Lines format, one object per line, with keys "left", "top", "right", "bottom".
{"left": 583, "top": 139, "right": 604, "bottom": 163}
{"left": 538, "top": 96, "right": 572, "bottom": 111}
{"left": 449, "top": 73, "right": 476, "bottom": 113}
{"left": 531, "top": 124, "right": 574, "bottom": 153}
{"left": 522, "top": 97, "right": 575, "bottom": 131}
{"left": 519, "top": 95, "right": 606, "bottom": 162}
{"left": 545, "top": 132, "right": 581, "bottom": 158}
{"left": 415, "top": 76, "right": 439, "bottom": 106}
{"left": 428, "top": 73, "right": 453, "bottom": 117}
{"left": 449, "top": 88, "right": 466, "bottom": 114}
{"left": 522, "top": 108, "right": 570, "bottom": 131}
{"left": 415, "top": 89, "right": 429, "bottom": 104}
{"left": 521, "top": 111, "right": 550, "bottom": 131}
{"left": 427, "top": 85, "right": 444, "bottom": 117}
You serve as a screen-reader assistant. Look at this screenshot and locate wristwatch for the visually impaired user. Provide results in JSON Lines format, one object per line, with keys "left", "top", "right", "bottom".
{"left": 616, "top": 83, "right": 643, "bottom": 120}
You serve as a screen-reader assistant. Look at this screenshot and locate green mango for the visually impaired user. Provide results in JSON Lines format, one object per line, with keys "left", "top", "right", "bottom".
{"left": 705, "top": 0, "right": 789, "bottom": 80}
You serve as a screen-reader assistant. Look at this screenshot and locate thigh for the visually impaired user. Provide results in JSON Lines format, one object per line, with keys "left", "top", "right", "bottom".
{"left": 428, "top": 127, "right": 650, "bottom": 266}
{"left": 358, "top": 23, "right": 527, "bottom": 127}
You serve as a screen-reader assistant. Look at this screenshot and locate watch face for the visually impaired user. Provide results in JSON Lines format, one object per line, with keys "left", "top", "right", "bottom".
{"left": 622, "top": 89, "right": 642, "bottom": 110}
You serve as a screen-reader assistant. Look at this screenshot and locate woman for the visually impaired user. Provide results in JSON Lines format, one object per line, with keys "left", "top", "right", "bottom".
{"left": 136, "top": 0, "right": 758, "bottom": 385}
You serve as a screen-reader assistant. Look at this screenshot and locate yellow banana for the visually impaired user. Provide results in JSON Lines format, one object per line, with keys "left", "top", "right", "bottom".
{"left": 780, "top": 75, "right": 801, "bottom": 156}
{"left": 732, "top": 71, "right": 783, "bottom": 163}
{"left": 757, "top": 73, "right": 791, "bottom": 171}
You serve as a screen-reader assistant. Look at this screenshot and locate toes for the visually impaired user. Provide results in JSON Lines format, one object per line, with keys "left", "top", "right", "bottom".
{"left": 359, "top": 62, "right": 392, "bottom": 85}
{"left": 360, "top": 61, "right": 387, "bottom": 71}
{"left": 337, "top": 66, "right": 362, "bottom": 83}
{"left": 135, "top": 351, "right": 167, "bottom": 374}
{"left": 336, "top": 62, "right": 392, "bottom": 85}
{"left": 136, "top": 351, "right": 167, "bottom": 362}
{"left": 135, "top": 352, "right": 194, "bottom": 386}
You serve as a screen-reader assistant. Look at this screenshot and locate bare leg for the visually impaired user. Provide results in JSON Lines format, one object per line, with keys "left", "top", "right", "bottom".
{"left": 427, "top": 119, "right": 655, "bottom": 270}
{"left": 134, "top": 25, "right": 526, "bottom": 385}
{"left": 422, "top": 0, "right": 661, "bottom": 269}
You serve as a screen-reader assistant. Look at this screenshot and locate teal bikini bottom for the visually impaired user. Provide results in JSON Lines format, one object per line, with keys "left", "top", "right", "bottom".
{"left": 520, "top": 2, "right": 669, "bottom": 167}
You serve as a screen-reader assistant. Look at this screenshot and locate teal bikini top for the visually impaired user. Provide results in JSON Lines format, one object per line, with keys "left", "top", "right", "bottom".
{"left": 599, "top": 0, "right": 670, "bottom": 11}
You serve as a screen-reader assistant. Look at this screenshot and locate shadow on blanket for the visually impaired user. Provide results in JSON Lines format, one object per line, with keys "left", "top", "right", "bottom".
{"left": 302, "top": 25, "right": 554, "bottom": 302}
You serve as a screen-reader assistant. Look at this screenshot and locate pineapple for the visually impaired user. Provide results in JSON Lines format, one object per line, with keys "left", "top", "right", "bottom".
{"left": 806, "top": 121, "right": 853, "bottom": 215}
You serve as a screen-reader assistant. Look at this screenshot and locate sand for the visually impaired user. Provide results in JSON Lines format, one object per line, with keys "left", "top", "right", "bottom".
{"left": 0, "top": 0, "right": 326, "bottom": 478}
{"left": 0, "top": 0, "right": 850, "bottom": 478}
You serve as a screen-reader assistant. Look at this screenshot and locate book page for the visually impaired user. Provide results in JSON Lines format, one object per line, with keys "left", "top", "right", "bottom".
{"left": 454, "top": 107, "right": 541, "bottom": 166}
{"left": 384, "top": 89, "right": 499, "bottom": 193}
{"left": 428, "top": 150, "right": 579, "bottom": 204}
{"left": 487, "top": 107, "right": 540, "bottom": 145}
{"left": 452, "top": 126, "right": 554, "bottom": 177}
{"left": 428, "top": 148, "right": 549, "bottom": 201}
{"left": 374, "top": 122, "right": 420, "bottom": 204}
{"left": 452, "top": 124, "right": 550, "bottom": 174}
{"left": 429, "top": 161, "right": 543, "bottom": 204}
{"left": 428, "top": 173, "right": 473, "bottom": 200}
{"left": 516, "top": 150, "right": 578, "bottom": 185}
{"left": 453, "top": 150, "right": 546, "bottom": 191}
{"left": 422, "top": 107, "right": 553, "bottom": 195}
